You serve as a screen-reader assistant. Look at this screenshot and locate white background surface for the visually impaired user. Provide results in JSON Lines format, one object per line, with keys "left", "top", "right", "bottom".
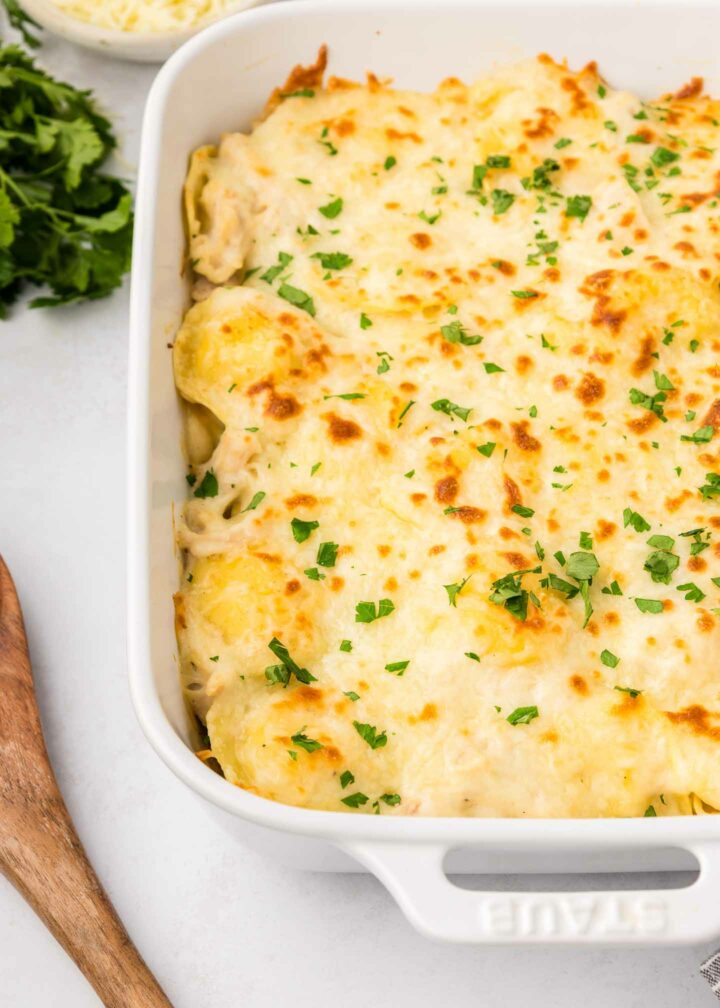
{"left": 0, "top": 12, "right": 718, "bottom": 1008}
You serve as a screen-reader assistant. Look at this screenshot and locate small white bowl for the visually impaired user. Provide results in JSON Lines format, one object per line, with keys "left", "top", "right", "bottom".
{"left": 19, "top": 0, "right": 269, "bottom": 63}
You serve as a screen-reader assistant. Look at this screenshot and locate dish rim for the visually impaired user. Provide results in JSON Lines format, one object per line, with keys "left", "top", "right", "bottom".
{"left": 127, "top": 0, "right": 720, "bottom": 848}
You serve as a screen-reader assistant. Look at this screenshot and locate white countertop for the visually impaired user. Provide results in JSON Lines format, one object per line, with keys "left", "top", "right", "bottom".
{"left": 0, "top": 18, "right": 717, "bottom": 1008}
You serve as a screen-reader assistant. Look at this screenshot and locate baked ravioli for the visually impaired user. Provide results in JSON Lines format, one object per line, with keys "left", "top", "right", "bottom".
{"left": 174, "top": 50, "right": 720, "bottom": 817}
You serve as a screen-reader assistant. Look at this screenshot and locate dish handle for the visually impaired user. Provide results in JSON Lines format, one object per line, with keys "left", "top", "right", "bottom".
{"left": 344, "top": 841, "right": 720, "bottom": 944}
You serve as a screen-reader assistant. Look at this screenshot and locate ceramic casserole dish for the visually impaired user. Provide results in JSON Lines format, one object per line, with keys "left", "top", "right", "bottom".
{"left": 127, "top": 0, "right": 720, "bottom": 944}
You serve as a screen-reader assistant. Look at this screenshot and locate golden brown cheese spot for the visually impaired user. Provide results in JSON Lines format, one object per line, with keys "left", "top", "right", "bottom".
{"left": 377, "top": 544, "right": 391, "bottom": 557}
{"left": 434, "top": 475, "right": 459, "bottom": 503}
{"left": 324, "top": 412, "right": 362, "bottom": 442}
{"left": 384, "top": 576, "right": 398, "bottom": 592}
{"left": 330, "top": 576, "right": 344, "bottom": 591}
{"left": 515, "top": 354, "right": 533, "bottom": 374}
{"left": 411, "top": 492, "right": 427, "bottom": 505}
{"left": 523, "top": 106, "right": 559, "bottom": 138}
{"left": 410, "top": 232, "right": 432, "bottom": 249}
{"left": 575, "top": 372, "right": 605, "bottom": 405}
{"left": 428, "top": 544, "right": 446, "bottom": 555}
{"left": 501, "top": 552, "right": 531, "bottom": 569}
{"left": 409, "top": 702, "right": 438, "bottom": 725}
{"left": 285, "top": 494, "right": 318, "bottom": 508}
{"left": 333, "top": 118, "right": 355, "bottom": 136}
{"left": 596, "top": 519, "right": 617, "bottom": 540}
{"left": 449, "top": 506, "right": 486, "bottom": 524}
{"left": 703, "top": 399, "right": 720, "bottom": 431}
{"left": 385, "top": 127, "right": 422, "bottom": 143}
{"left": 511, "top": 421, "right": 541, "bottom": 452}
{"left": 503, "top": 475, "right": 522, "bottom": 511}
{"left": 263, "top": 45, "right": 327, "bottom": 116}
{"left": 493, "top": 259, "right": 516, "bottom": 276}
{"left": 285, "top": 579, "right": 301, "bottom": 595}
{"left": 553, "top": 374, "right": 569, "bottom": 391}
{"left": 667, "top": 704, "right": 720, "bottom": 740}
{"left": 674, "top": 76, "right": 704, "bottom": 99}
{"left": 632, "top": 336, "right": 656, "bottom": 377}
{"left": 688, "top": 555, "right": 707, "bottom": 572}
{"left": 569, "top": 674, "right": 588, "bottom": 695}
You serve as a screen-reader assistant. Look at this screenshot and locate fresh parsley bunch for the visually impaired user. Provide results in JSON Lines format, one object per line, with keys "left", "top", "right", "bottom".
{"left": 0, "top": 43, "right": 133, "bottom": 316}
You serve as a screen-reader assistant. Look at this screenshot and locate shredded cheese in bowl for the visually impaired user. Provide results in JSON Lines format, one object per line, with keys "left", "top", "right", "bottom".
{"left": 50, "top": 0, "right": 244, "bottom": 33}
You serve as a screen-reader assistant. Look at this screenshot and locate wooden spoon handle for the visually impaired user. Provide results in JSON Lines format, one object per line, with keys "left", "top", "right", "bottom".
{"left": 2, "top": 802, "right": 173, "bottom": 1008}
{"left": 0, "top": 557, "right": 173, "bottom": 1007}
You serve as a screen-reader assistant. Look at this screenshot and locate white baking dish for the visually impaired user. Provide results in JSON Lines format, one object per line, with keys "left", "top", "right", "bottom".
{"left": 128, "top": 0, "right": 720, "bottom": 944}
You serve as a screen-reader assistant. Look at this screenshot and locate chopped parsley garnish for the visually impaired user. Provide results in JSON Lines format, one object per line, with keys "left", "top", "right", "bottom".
{"left": 602, "top": 580, "right": 623, "bottom": 596}
{"left": 511, "top": 289, "right": 538, "bottom": 299}
{"left": 341, "top": 792, "right": 369, "bottom": 808}
{"left": 483, "top": 362, "right": 505, "bottom": 374}
{"left": 444, "top": 575, "right": 472, "bottom": 607}
{"left": 385, "top": 660, "right": 409, "bottom": 675}
{"left": 344, "top": 691, "right": 360, "bottom": 701}
{"left": 318, "top": 196, "right": 343, "bottom": 218}
{"left": 311, "top": 251, "right": 353, "bottom": 270}
{"left": 317, "top": 542, "right": 338, "bottom": 567}
{"left": 432, "top": 398, "right": 472, "bottom": 422}
{"left": 465, "top": 652, "right": 481, "bottom": 662}
{"left": 376, "top": 793, "right": 401, "bottom": 809}
{"left": 265, "top": 637, "right": 316, "bottom": 686}
{"left": 565, "top": 195, "right": 592, "bottom": 221}
{"left": 644, "top": 805, "right": 657, "bottom": 817}
{"left": 601, "top": 649, "right": 619, "bottom": 668}
{"left": 193, "top": 469, "right": 218, "bottom": 498}
{"left": 644, "top": 546, "right": 679, "bottom": 585}
{"left": 360, "top": 312, "right": 372, "bottom": 329}
{"left": 579, "top": 531, "right": 593, "bottom": 550}
{"left": 441, "top": 320, "right": 483, "bottom": 346}
{"left": 261, "top": 251, "right": 293, "bottom": 284}
{"left": 278, "top": 283, "right": 315, "bottom": 316}
{"left": 651, "top": 146, "right": 680, "bottom": 167}
{"left": 291, "top": 730, "right": 323, "bottom": 753}
{"left": 634, "top": 598, "right": 664, "bottom": 614}
{"left": 339, "top": 639, "right": 352, "bottom": 652}
{"left": 241, "top": 491, "right": 266, "bottom": 513}
{"left": 653, "top": 370, "right": 675, "bottom": 391}
{"left": 699, "top": 473, "right": 720, "bottom": 500}
{"left": 376, "top": 351, "right": 392, "bottom": 373}
{"left": 418, "top": 209, "right": 441, "bottom": 225}
{"left": 506, "top": 706, "right": 539, "bottom": 726}
{"left": 355, "top": 598, "right": 395, "bottom": 623}
{"left": 491, "top": 188, "right": 515, "bottom": 215}
{"left": 486, "top": 154, "right": 511, "bottom": 168}
{"left": 511, "top": 504, "right": 535, "bottom": 519}
{"left": 283, "top": 88, "right": 315, "bottom": 98}
{"left": 353, "top": 721, "right": 388, "bottom": 749}
{"left": 397, "top": 400, "right": 415, "bottom": 427}
{"left": 489, "top": 567, "right": 541, "bottom": 621}
{"left": 291, "top": 517, "right": 319, "bottom": 543}
{"left": 677, "top": 582, "right": 706, "bottom": 603}
{"left": 554, "top": 137, "right": 572, "bottom": 149}
{"left": 384, "top": 155, "right": 397, "bottom": 170}
{"left": 623, "top": 508, "right": 651, "bottom": 533}
{"left": 681, "top": 425, "right": 714, "bottom": 444}
{"left": 629, "top": 386, "right": 667, "bottom": 422}
{"left": 522, "top": 158, "right": 560, "bottom": 191}
{"left": 339, "top": 770, "right": 355, "bottom": 788}
{"left": 477, "top": 441, "right": 496, "bottom": 457}
{"left": 615, "top": 685, "right": 642, "bottom": 698}
{"left": 324, "top": 392, "right": 366, "bottom": 400}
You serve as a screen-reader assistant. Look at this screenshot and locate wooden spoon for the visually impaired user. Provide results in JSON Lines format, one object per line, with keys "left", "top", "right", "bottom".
{"left": 0, "top": 555, "right": 173, "bottom": 1007}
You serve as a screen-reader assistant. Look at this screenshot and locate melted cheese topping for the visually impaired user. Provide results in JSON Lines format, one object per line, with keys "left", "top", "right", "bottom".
{"left": 51, "top": 0, "right": 238, "bottom": 32}
{"left": 174, "top": 53, "right": 720, "bottom": 817}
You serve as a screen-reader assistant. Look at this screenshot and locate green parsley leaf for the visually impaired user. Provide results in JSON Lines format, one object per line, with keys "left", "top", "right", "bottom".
{"left": 644, "top": 548, "right": 679, "bottom": 585}
{"left": 265, "top": 637, "right": 316, "bottom": 686}
{"left": 261, "top": 251, "right": 293, "bottom": 284}
{"left": 483, "top": 362, "right": 505, "bottom": 374}
{"left": 193, "top": 469, "right": 218, "bottom": 498}
{"left": 318, "top": 196, "right": 343, "bottom": 218}
{"left": 601, "top": 649, "right": 620, "bottom": 668}
{"left": 241, "top": 491, "right": 266, "bottom": 513}
{"left": 339, "top": 770, "right": 355, "bottom": 788}
{"left": 378, "top": 793, "right": 401, "bottom": 806}
{"left": 343, "top": 691, "right": 360, "bottom": 701}
{"left": 565, "top": 195, "right": 592, "bottom": 221}
{"left": 615, "top": 685, "right": 642, "bottom": 698}
{"left": 634, "top": 598, "right": 664, "bottom": 614}
{"left": 623, "top": 508, "right": 651, "bottom": 533}
{"left": 324, "top": 392, "right": 366, "bottom": 400}
{"left": 491, "top": 188, "right": 515, "bottom": 215}
{"left": 360, "top": 312, "right": 372, "bottom": 329}
{"left": 511, "top": 504, "right": 535, "bottom": 519}
{"left": 353, "top": 721, "right": 388, "bottom": 749}
{"left": 566, "top": 551, "right": 600, "bottom": 581}
{"left": 304, "top": 567, "right": 325, "bottom": 581}
{"left": 291, "top": 517, "right": 319, "bottom": 543}
{"left": 341, "top": 792, "right": 369, "bottom": 807}
{"left": 355, "top": 598, "right": 395, "bottom": 623}
{"left": 339, "top": 639, "right": 352, "bottom": 652}
{"left": 384, "top": 155, "right": 397, "bottom": 170}
{"left": 441, "top": 320, "right": 483, "bottom": 346}
{"left": 291, "top": 730, "right": 323, "bottom": 753}
{"left": 653, "top": 370, "right": 675, "bottom": 390}
{"left": 644, "top": 804, "right": 657, "bottom": 817}
{"left": 477, "top": 441, "right": 496, "bottom": 457}
{"left": 278, "top": 283, "right": 315, "bottom": 316}
{"left": 681, "top": 425, "right": 714, "bottom": 444}
{"left": 629, "top": 386, "right": 667, "bottom": 422}
{"left": 489, "top": 567, "right": 541, "bottom": 622}
{"left": 432, "top": 397, "right": 472, "bottom": 422}
{"left": 699, "top": 473, "right": 720, "bottom": 500}
{"left": 444, "top": 575, "right": 472, "bottom": 607}
{"left": 397, "top": 400, "right": 415, "bottom": 427}
{"left": 317, "top": 541, "right": 338, "bottom": 567}
{"left": 385, "top": 660, "right": 409, "bottom": 675}
{"left": 677, "top": 582, "right": 706, "bottom": 603}
{"left": 465, "top": 652, "right": 481, "bottom": 662}
{"left": 554, "top": 137, "right": 572, "bottom": 149}
{"left": 506, "top": 706, "right": 539, "bottom": 725}
{"left": 511, "top": 289, "right": 538, "bottom": 299}
{"left": 651, "top": 146, "right": 680, "bottom": 167}
{"left": 602, "top": 580, "right": 623, "bottom": 596}
{"left": 311, "top": 251, "right": 353, "bottom": 270}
